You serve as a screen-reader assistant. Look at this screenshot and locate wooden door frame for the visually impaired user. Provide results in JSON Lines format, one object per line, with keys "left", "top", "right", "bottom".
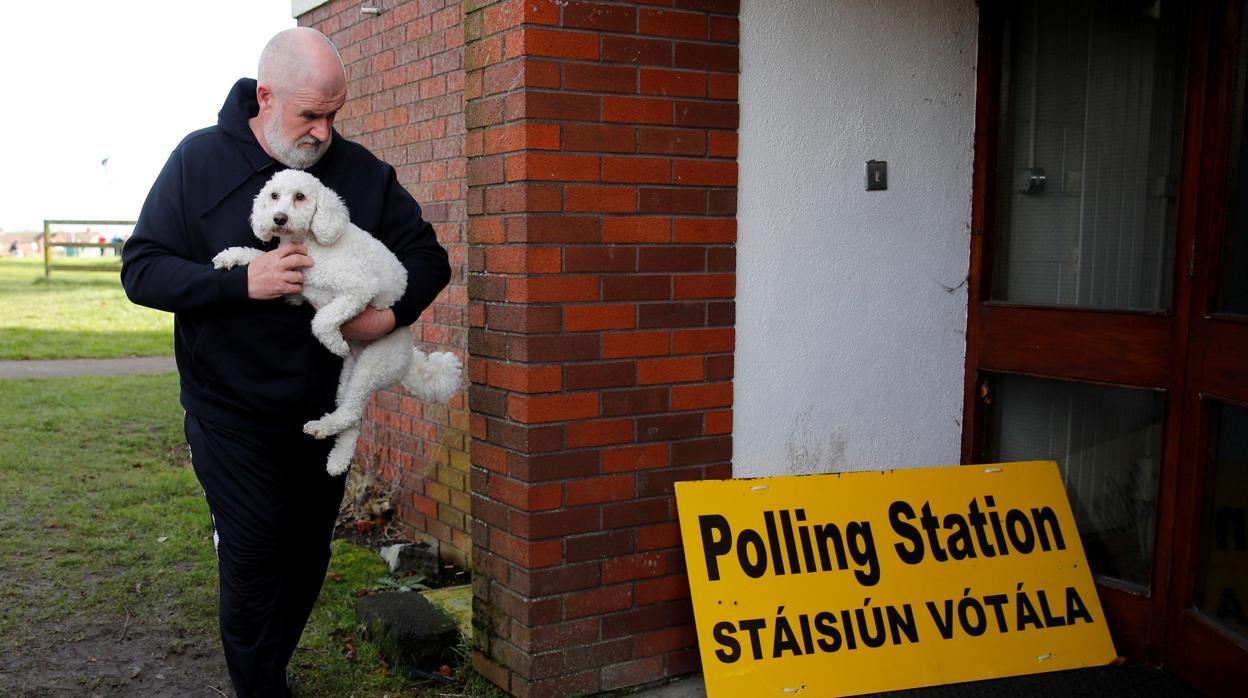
{"left": 960, "top": 0, "right": 1212, "bottom": 664}
{"left": 1165, "top": 1, "right": 1248, "bottom": 691}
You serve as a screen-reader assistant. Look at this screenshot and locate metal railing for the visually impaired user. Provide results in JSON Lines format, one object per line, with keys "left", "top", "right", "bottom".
{"left": 42, "top": 219, "right": 135, "bottom": 278}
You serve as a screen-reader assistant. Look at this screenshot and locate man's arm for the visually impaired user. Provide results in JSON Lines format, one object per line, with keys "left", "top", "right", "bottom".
{"left": 390, "top": 214, "right": 450, "bottom": 328}
{"left": 340, "top": 305, "right": 396, "bottom": 340}
{"left": 121, "top": 150, "right": 252, "bottom": 312}
{"left": 363, "top": 166, "right": 451, "bottom": 331}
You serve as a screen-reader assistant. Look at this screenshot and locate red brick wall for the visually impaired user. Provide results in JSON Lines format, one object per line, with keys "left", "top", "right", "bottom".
{"left": 464, "top": 1, "right": 740, "bottom": 695}
{"left": 299, "top": 0, "right": 472, "bottom": 566}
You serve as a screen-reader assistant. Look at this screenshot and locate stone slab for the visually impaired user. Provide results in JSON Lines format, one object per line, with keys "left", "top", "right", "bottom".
{"left": 354, "top": 591, "right": 460, "bottom": 676}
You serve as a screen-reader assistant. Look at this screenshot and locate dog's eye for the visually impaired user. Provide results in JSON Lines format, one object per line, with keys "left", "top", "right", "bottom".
{"left": 270, "top": 192, "right": 279, "bottom": 200}
{"left": 295, "top": 192, "right": 306, "bottom": 201}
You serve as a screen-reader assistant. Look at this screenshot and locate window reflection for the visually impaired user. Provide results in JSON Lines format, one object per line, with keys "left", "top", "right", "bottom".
{"left": 1196, "top": 403, "right": 1248, "bottom": 641}
{"left": 992, "top": 0, "right": 1183, "bottom": 311}
{"left": 986, "top": 373, "right": 1163, "bottom": 589}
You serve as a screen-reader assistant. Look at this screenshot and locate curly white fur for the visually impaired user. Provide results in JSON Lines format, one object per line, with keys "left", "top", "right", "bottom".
{"left": 213, "top": 169, "right": 461, "bottom": 476}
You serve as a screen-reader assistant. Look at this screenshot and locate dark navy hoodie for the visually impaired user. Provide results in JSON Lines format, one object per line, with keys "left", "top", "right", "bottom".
{"left": 121, "top": 78, "right": 450, "bottom": 432}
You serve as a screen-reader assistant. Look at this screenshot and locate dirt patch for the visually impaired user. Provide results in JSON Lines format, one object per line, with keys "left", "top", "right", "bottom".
{"left": 0, "top": 619, "right": 232, "bottom": 697}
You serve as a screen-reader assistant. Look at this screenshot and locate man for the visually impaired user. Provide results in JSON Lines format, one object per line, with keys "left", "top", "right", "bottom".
{"left": 121, "top": 28, "right": 449, "bottom": 696}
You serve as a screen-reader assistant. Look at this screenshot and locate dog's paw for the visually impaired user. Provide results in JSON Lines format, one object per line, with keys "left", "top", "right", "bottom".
{"left": 325, "top": 430, "right": 359, "bottom": 476}
{"left": 210, "top": 253, "right": 234, "bottom": 270}
{"left": 211, "top": 247, "right": 263, "bottom": 270}
{"left": 319, "top": 333, "right": 351, "bottom": 358}
{"left": 306, "top": 413, "right": 354, "bottom": 438}
{"left": 303, "top": 418, "right": 330, "bottom": 439}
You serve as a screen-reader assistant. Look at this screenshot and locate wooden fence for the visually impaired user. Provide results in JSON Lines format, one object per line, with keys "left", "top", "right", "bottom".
{"left": 42, "top": 219, "right": 135, "bottom": 278}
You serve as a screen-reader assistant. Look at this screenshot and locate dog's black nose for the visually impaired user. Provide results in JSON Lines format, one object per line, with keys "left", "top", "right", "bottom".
{"left": 273, "top": 213, "right": 288, "bottom": 227}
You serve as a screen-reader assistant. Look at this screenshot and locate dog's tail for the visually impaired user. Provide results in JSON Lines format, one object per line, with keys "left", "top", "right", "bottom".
{"left": 403, "top": 349, "right": 462, "bottom": 404}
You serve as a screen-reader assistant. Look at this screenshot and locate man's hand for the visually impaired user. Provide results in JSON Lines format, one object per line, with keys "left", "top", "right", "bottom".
{"left": 247, "top": 242, "right": 313, "bottom": 300}
{"left": 341, "top": 306, "right": 397, "bottom": 342}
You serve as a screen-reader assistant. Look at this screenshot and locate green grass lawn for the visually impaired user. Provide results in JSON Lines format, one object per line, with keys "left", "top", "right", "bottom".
{"left": 0, "top": 373, "right": 497, "bottom": 696}
{"left": 0, "top": 256, "right": 174, "bottom": 360}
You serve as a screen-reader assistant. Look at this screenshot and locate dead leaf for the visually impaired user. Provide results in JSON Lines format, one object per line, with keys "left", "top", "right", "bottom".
{"left": 327, "top": 572, "right": 344, "bottom": 583}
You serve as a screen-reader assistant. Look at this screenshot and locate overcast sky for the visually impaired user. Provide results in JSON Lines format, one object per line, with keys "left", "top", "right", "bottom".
{"left": 0, "top": 1, "right": 296, "bottom": 232}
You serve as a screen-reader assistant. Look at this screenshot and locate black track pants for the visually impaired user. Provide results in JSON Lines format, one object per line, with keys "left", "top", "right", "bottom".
{"left": 184, "top": 413, "right": 347, "bottom": 698}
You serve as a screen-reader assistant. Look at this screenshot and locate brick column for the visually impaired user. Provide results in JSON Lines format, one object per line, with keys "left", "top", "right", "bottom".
{"left": 300, "top": 0, "right": 472, "bottom": 566}
{"left": 465, "top": 1, "right": 739, "bottom": 695}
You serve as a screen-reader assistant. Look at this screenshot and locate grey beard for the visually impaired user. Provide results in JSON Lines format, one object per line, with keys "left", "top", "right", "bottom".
{"left": 263, "top": 117, "right": 330, "bottom": 170}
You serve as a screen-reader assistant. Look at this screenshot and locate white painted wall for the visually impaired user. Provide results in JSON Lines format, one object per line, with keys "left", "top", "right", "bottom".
{"left": 291, "top": 0, "right": 330, "bottom": 18}
{"left": 735, "top": 0, "right": 978, "bottom": 477}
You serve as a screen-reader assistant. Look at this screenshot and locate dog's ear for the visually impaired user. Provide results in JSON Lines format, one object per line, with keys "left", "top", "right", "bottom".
{"left": 309, "top": 184, "right": 349, "bottom": 246}
{"left": 251, "top": 186, "right": 275, "bottom": 242}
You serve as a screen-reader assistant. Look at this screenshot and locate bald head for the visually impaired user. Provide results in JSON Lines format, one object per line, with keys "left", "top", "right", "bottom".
{"left": 250, "top": 28, "right": 347, "bottom": 169}
{"left": 257, "top": 27, "right": 346, "bottom": 98}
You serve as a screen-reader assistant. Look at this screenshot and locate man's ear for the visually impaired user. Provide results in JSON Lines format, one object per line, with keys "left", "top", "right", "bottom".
{"left": 256, "top": 83, "right": 275, "bottom": 114}
{"left": 309, "top": 185, "right": 348, "bottom": 245}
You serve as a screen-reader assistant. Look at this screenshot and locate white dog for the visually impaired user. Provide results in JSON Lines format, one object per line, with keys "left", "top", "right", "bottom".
{"left": 213, "top": 169, "right": 461, "bottom": 476}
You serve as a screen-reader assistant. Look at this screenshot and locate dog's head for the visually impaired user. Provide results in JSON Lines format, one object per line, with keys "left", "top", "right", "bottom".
{"left": 250, "top": 169, "right": 350, "bottom": 246}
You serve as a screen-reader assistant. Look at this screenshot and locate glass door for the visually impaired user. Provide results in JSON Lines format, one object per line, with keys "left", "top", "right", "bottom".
{"left": 965, "top": 0, "right": 1192, "bottom": 662}
{"left": 968, "top": 0, "right": 1248, "bottom": 687}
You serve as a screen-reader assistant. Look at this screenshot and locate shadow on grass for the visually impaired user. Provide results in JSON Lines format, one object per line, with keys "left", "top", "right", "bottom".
{"left": 0, "top": 328, "right": 173, "bottom": 360}
{"left": 31, "top": 271, "right": 125, "bottom": 289}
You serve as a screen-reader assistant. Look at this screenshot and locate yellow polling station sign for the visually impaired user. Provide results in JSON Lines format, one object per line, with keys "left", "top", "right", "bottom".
{"left": 675, "top": 461, "right": 1117, "bottom": 697}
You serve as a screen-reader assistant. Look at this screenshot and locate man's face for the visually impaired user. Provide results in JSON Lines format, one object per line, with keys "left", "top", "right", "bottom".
{"left": 261, "top": 85, "right": 345, "bottom": 169}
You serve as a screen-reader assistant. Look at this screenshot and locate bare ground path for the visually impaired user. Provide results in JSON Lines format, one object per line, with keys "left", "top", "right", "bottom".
{"left": 0, "top": 356, "right": 176, "bottom": 379}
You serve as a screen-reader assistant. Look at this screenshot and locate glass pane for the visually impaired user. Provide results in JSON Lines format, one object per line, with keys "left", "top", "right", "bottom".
{"left": 1221, "top": 7, "right": 1248, "bottom": 314}
{"left": 991, "top": 0, "right": 1184, "bottom": 311}
{"left": 986, "top": 373, "right": 1164, "bottom": 589}
{"left": 1195, "top": 403, "right": 1248, "bottom": 641}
